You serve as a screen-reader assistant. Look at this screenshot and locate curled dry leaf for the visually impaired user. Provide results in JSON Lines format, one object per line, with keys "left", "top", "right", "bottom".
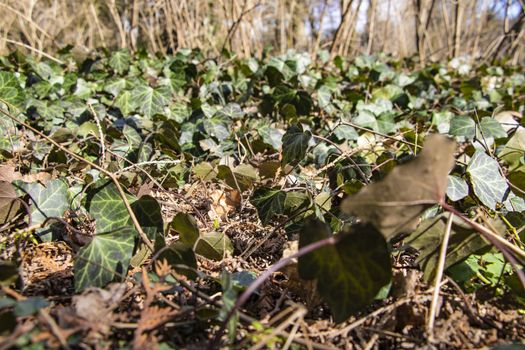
{"left": 342, "top": 134, "right": 456, "bottom": 239}
{"left": 208, "top": 188, "right": 241, "bottom": 221}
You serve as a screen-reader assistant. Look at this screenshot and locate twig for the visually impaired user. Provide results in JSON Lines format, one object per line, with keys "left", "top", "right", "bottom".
{"left": 2, "top": 39, "right": 64, "bottom": 64}
{"left": 0, "top": 102, "right": 154, "bottom": 252}
{"left": 340, "top": 121, "right": 421, "bottom": 150}
{"left": 312, "top": 134, "right": 369, "bottom": 184}
{"left": 427, "top": 212, "right": 453, "bottom": 337}
{"left": 39, "top": 309, "right": 71, "bottom": 350}
{"left": 114, "top": 160, "right": 182, "bottom": 175}
{"left": 212, "top": 231, "right": 347, "bottom": 347}
{"left": 220, "top": 1, "right": 262, "bottom": 53}
{"left": 441, "top": 201, "right": 525, "bottom": 288}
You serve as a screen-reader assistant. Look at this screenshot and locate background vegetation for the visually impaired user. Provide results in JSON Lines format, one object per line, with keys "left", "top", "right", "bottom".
{"left": 0, "top": 0, "right": 524, "bottom": 64}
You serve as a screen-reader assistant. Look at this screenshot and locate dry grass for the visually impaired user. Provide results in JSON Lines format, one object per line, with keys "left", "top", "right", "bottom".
{"left": 0, "top": 0, "right": 523, "bottom": 63}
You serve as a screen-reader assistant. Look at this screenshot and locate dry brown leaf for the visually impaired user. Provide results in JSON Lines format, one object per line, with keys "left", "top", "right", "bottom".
{"left": 0, "top": 180, "right": 20, "bottom": 224}
{"left": 0, "top": 165, "right": 16, "bottom": 182}
{"left": 342, "top": 134, "right": 456, "bottom": 239}
{"left": 208, "top": 188, "right": 240, "bottom": 221}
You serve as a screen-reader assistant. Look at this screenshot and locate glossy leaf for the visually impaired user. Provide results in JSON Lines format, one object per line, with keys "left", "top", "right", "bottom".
{"left": 281, "top": 124, "right": 312, "bottom": 166}
{"left": 131, "top": 85, "right": 171, "bottom": 118}
{"left": 20, "top": 179, "right": 69, "bottom": 226}
{"left": 480, "top": 117, "right": 507, "bottom": 139}
{"left": 250, "top": 188, "right": 286, "bottom": 225}
{"left": 74, "top": 227, "right": 136, "bottom": 291}
{"left": 449, "top": 116, "right": 475, "bottom": 138}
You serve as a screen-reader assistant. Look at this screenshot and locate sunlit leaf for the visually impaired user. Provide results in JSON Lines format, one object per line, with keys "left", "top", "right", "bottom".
{"left": 109, "top": 49, "right": 131, "bottom": 75}
{"left": 446, "top": 175, "right": 469, "bottom": 201}
{"left": 467, "top": 150, "right": 509, "bottom": 210}
{"left": 170, "top": 213, "right": 199, "bottom": 245}
{"left": 406, "top": 214, "right": 493, "bottom": 283}
{"left": 0, "top": 71, "right": 25, "bottom": 108}
{"left": 131, "top": 85, "right": 171, "bottom": 118}
{"left": 449, "top": 116, "right": 475, "bottom": 138}
{"left": 195, "top": 231, "right": 233, "bottom": 261}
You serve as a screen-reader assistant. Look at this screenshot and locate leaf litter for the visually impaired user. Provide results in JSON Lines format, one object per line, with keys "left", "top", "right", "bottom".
{"left": 0, "top": 50, "right": 524, "bottom": 349}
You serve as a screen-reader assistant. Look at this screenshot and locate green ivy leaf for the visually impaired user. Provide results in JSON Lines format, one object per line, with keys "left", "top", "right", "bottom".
{"left": 499, "top": 127, "right": 525, "bottom": 172}
{"left": 446, "top": 175, "right": 469, "bottom": 201}
{"left": 74, "top": 227, "right": 135, "bottom": 291}
{"left": 203, "top": 116, "right": 231, "bottom": 141}
{"left": 467, "top": 151, "right": 509, "bottom": 210}
{"left": 217, "top": 103, "right": 244, "bottom": 120}
{"left": 480, "top": 117, "right": 507, "bottom": 139}
{"left": 157, "top": 241, "right": 198, "bottom": 279}
{"left": 298, "top": 219, "right": 391, "bottom": 322}
{"left": 195, "top": 231, "right": 233, "bottom": 261}
{"left": 0, "top": 71, "right": 25, "bottom": 109}
{"left": 0, "top": 260, "right": 18, "bottom": 286}
{"left": 19, "top": 178, "right": 69, "bottom": 227}
{"left": 250, "top": 188, "right": 286, "bottom": 225}
{"left": 281, "top": 124, "right": 312, "bottom": 167}
{"left": 217, "top": 164, "right": 259, "bottom": 192}
{"left": 170, "top": 213, "right": 199, "bottom": 245}
{"left": 115, "top": 91, "right": 135, "bottom": 116}
{"left": 131, "top": 195, "right": 163, "bottom": 241}
{"left": 109, "top": 49, "right": 131, "bottom": 75}
{"left": 193, "top": 162, "right": 218, "bottom": 181}
{"left": 83, "top": 181, "right": 134, "bottom": 233}
{"left": 131, "top": 85, "right": 171, "bottom": 118}
{"left": 334, "top": 124, "right": 358, "bottom": 141}
{"left": 104, "top": 78, "right": 127, "bottom": 96}
{"left": 14, "top": 297, "right": 49, "bottom": 317}
{"left": 317, "top": 86, "right": 332, "bottom": 109}
{"left": 258, "top": 125, "right": 284, "bottom": 150}
{"left": 449, "top": 116, "right": 475, "bottom": 138}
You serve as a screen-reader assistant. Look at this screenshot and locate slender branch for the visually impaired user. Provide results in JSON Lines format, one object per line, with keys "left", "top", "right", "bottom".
{"left": 441, "top": 201, "right": 525, "bottom": 287}
{"left": 340, "top": 121, "right": 421, "bottom": 150}
{"left": 212, "top": 231, "right": 346, "bottom": 347}
{"left": 2, "top": 39, "right": 64, "bottom": 64}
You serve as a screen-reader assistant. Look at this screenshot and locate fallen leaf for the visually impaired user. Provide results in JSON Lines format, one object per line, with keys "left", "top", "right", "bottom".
{"left": 209, "top": 188, "right": 240, "bottom": 221}
{"left": 342, "top": 134, "right": 456, "bottom": 239}
{"left": 0, "top": 181, "right": 20, "bottom": 225}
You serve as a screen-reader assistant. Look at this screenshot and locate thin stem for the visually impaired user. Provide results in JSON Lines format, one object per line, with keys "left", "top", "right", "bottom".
{"left": 427, "top": 212, "right": 453, "bottom": 336}
{"left": 341, "top": 121, "right": 421, "bottom": 150}
{"left": 212, "top": 231, "right": 346, "bottom": 347}
{"left": 441, "top": 201, "right": 525, "bottom": 287}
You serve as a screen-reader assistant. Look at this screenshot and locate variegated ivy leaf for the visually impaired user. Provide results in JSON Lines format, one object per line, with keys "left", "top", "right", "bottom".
{"left": 467, "top": 151, "right": 509, "bottom": 210}
{"left": 446, "top": 175, "right": 469, "bottom": 201}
